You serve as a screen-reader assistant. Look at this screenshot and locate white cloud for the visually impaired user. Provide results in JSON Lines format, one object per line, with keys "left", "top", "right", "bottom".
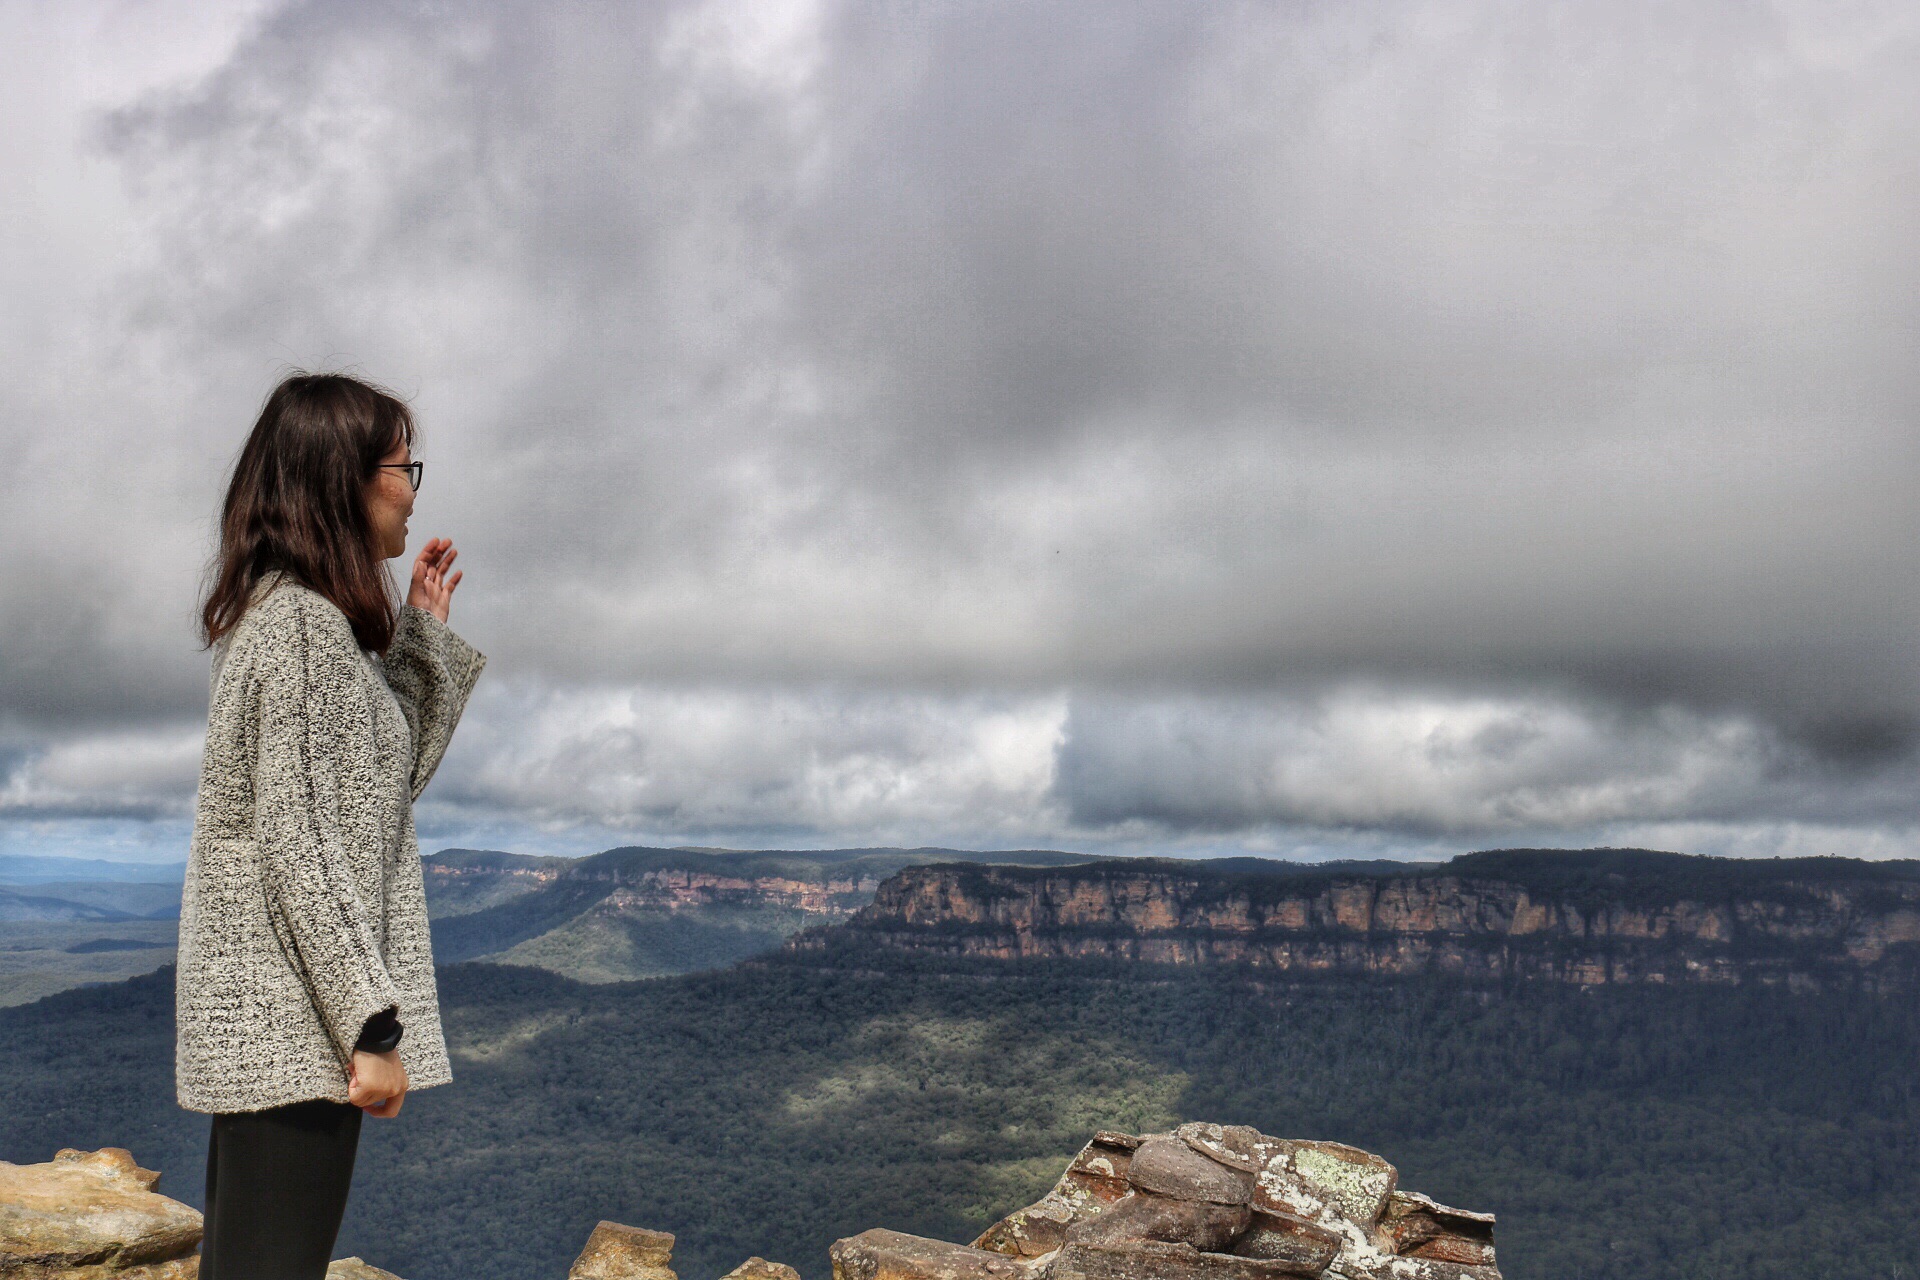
{"left": 0, "top": 724, "right": 204, "bottom": 819}
{"left": 422, "top": 680, "right": 1068, "bottom": 844}
{"left": 2, "top": 0, "right": 1917, "bottom": 857}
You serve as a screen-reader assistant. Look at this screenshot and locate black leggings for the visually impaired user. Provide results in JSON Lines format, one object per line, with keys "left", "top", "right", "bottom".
{"left": 201, "top": 1098, "right": 364, "bottom": 1280}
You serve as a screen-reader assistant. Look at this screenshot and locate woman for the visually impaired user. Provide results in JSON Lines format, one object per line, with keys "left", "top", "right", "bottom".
{"left": 176, "top": 372, "right": 486, "bottom": 1278}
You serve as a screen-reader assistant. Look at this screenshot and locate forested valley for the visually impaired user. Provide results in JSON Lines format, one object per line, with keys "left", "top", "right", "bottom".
{"left": 4, "top": 943, "right": 1915, "bottom": 1280}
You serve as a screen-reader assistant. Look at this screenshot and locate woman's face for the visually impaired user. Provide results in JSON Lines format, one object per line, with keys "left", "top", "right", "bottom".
{"left": 364, "top": 436, "right": 415, "bottom": 561}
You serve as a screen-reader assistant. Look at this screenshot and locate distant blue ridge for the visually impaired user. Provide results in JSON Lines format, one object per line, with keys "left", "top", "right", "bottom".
{"left": 0, "top": 855, "right": 187, "bottom": 885}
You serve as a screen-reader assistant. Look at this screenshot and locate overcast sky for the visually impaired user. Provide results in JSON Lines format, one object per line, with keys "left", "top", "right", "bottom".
{"left": 3, "top": 0, "right": 1916, "bottom": 864}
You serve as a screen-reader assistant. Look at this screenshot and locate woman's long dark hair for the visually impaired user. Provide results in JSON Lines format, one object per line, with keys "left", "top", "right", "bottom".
{"left": 200, "top": 372, "right": 416, "bottom": 654}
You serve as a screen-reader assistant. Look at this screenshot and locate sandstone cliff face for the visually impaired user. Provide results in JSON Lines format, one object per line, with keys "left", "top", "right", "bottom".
{"left": 591, "top": 871, "right": 882, "bottom": 918}
{"left": 801, "top": 851, "right": 1920, "bottom": 990}
{"left": 425, "top": 861, "right": 880, "bottom": 918}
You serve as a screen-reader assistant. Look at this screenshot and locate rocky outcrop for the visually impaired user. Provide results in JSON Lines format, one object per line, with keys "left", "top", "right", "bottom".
{"left": 833, "top": 1124, "right": 1496, "bottom": 1280}
{"left": 564, "top": 1225, "right": 804, "bottom": 1280}
{"left": 795, "top": 849, "right": 1920, "bottom": 990}
{"left": 0, "top": 1147, "right": 201, "bottom": 1279}
{"left": 832, "top": 1230, "right": 1034, "bottom": 1280}
{"left": 720, "top": 1260, "right": 803, "bottom": 1280}
{"left": 328, "top": 1262, "right": 404, "bottom": 1280}
{"left": 568, "top": 1222, "right": 678, "bottom": 1280}
{"left": 0, "top": 1150, "right": 808, "bottom": 1280}
{"left": 0, "top": 1147, "right": 423, "bottom": 1280}
{"left": 11, "top": 1133, "right": 1478, "bottom": 1280}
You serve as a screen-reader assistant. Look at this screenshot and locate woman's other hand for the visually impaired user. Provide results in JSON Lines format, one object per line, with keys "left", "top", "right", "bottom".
{"left": 406, "top": 537, "right": 462, "bottom": 623}
{"left": 348, "top": 1048, "right": 410, "bottom": 1117}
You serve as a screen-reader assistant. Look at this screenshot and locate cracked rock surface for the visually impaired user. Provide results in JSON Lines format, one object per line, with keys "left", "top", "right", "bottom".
{"left": 833, "top": 1124, "right": 1499, "bottom": 1280}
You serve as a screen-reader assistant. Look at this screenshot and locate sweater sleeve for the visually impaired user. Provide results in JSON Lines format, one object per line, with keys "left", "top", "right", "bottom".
{"left": 380, "top": 605, "right": 486, "bottom": 800}
{"left": 354, "top": 1005, "right": 404, "bottom": 1053}
{"left": 252, "top": 595, "right": 404, "bottom": 1065}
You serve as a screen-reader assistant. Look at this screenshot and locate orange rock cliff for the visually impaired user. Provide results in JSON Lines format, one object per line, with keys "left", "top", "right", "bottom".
{"left": 791, "top": 849, "right": 1920, "bottom": 990}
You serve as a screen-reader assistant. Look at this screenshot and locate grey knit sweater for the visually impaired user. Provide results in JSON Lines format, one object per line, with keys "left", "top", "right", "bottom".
{"left": 175, "top": 571, "right": 485, "bottom": 1114}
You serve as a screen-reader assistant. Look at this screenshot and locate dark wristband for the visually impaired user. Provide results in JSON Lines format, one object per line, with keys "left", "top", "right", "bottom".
{"left": 354, "top": 1006, "right": 404, "bottom": 1054}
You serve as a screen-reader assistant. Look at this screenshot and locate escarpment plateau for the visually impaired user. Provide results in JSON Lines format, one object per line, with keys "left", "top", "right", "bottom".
{"left": 422, "top": 846, "right": 1100, "bottom": 980}
{"left": 794, "top": 848, "right": 1920, "bottom": 989}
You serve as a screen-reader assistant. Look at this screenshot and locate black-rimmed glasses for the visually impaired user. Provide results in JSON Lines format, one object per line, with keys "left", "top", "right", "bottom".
{"left": 377, "top": 461, "right": 424, "bottom": 491}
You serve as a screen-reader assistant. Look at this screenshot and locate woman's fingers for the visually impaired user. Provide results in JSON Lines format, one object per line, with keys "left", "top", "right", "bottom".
{"left": 403, "top": 538, "right": 462, "bottom": 620}
{"left": 414, "top": 542, "right": 457, "bottom": 579}
{"left": 367, "top": 1076, "right": 407, "bottom": 1116}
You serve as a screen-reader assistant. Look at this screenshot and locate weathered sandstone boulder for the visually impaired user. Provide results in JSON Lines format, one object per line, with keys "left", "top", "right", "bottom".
{"left": 831, "top": 1228, "right": 1033, "bottom": 1280}
{"left": 0, "top": 1146, "right": 436, "bottom": 1280}
{"left": 1376, "top": 1193, "right": 1496, "bottom": 1268}
{"left": 839, "top": 1124, "right": 1501, "bottom": 1280}
{"left": 1124, "top": 1137, "right": 1254, "bottom": 1205}
{"left": 327, "top": 1260, "right": 405, "bottom": 1280}
{"left": 1046, "top": 1241, "right": 1334, "bottom": 1280}
{"left": 569, "top": 1221, "right": 678, "bottom": 1280}
{"left": 0, "top": 1147, "right": 201, "bottom": 1279}
{"left": 1246, "top": 1136, "right": 1397, "bottom": 1230}
{"left": 719, "top": 1258, "right": 802, "bottom": 1280}
{"left": 1062, "top": 1193, "right": 1249, "bottom": 1254}
{"left": 969, "top": 1131, "right": 1136, "bottom": 1258}
{"left": 1225, "top": 1211, "right": 1340, "bottom": 1271}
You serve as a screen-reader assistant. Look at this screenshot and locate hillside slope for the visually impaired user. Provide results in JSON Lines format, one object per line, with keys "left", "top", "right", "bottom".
{"left": 425, "top": 846, "right": 1103, "bottom": 980}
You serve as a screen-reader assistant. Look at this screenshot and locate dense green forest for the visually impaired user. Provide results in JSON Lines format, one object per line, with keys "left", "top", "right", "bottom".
{"left": 5, "top": 948, "right": 1917, "bottom": 1280}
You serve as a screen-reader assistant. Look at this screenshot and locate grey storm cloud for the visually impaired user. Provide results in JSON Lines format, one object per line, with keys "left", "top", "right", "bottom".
{"left": 1, "top": 0, "right": 1916, "bottom": 853}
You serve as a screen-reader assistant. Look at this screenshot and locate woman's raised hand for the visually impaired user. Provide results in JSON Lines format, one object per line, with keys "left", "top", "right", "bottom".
{"left": 407, "top": 537, "right": 463, "bottom": 623}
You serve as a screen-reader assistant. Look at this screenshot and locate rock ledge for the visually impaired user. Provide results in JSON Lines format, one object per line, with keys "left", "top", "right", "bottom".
{"left": 4, "top": 1128, "right": 1492, "bottom": 1280}
{"left": 832, "top": 1124, "right": 1498, "bottom": 1280}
